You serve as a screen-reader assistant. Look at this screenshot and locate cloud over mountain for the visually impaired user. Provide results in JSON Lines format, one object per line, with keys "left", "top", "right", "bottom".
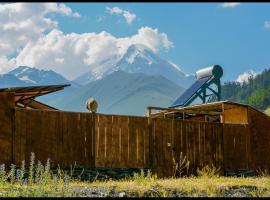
{"left": 13, "top": 27, "right": 173, "bottom": 80}
{"left": 0, "top": 3, "right": 174, "bottom": 80}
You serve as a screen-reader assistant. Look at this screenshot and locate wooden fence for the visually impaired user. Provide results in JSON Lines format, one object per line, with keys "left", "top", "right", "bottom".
{"left": 95, "top": 114, "right": 149, "bottom": 168}
{"left": 151, "top": 119, "right": 224, "bottom": 177}
{"left": 0, "top": 92, "right": 256, "bottom": 177}
{"left": 14, "top": 109, "right": 95, "bottom": 166}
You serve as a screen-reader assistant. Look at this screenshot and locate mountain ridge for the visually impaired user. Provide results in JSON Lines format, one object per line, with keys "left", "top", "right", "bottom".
{"left": 50, "top": 70, "right": 184, "bottom": 115}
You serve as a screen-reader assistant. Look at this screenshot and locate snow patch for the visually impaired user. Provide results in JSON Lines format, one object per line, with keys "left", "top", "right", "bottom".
{"left": 126, "top": 51, "right": 139, "bottom": 64}
{"left": 19, "top": 75, "right": 36, "bottom": 83}
{"left": 185, "top": 73, "right": 195, "bottom": 78}
{"left": 168, "top": 61, "right": 183, "bottom": 72}
{"left": 15, "top": 66, "right": 30, "bottom": 76}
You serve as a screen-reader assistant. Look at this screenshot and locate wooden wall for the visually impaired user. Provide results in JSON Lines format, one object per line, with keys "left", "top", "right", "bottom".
{"left": 223, "top": 106, "right": 248, "bottom": 124}
{"left": 248, "top": 107, "right": 270, "bottom": 171}
{"left": 223, "top": 124, "right": 250, "bottom": 170}
{"left": 0, "top": 92, "right": 14, "bottom": 166}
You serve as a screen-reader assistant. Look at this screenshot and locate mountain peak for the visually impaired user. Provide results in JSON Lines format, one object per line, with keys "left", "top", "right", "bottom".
{"left": 6, "top": 66, "right": 71, "bottom": 86}
{"left": 123, "top": 44, "right": 157, "bottom": 65}
{"left": 127, "top": 44, "right": 151, "bottom": 53}
{"left": 74, "top": 44, "right": 195, "bottom": 88}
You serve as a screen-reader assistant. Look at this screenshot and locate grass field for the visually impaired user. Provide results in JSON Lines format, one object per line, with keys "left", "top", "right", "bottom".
{"left": 0, "top": 153, "right": 270, "bottom": 197}
{"left": 265, "top": 107, "right": 270, "bottom": 116}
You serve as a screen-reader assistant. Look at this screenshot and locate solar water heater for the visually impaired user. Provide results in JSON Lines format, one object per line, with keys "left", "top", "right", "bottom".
{"left": 170, "top": 65, "right": 223, "bottom": 108}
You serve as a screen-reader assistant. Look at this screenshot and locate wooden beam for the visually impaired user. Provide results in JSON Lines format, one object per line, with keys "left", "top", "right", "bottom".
{"left": 164, "top": 110, "right": 223, "bottom": 116}
{"left": 151, "top": 108, "right": 223, "bottom": 117}
{"left": 18, "top": 99, "right": 58, "bottom": 110}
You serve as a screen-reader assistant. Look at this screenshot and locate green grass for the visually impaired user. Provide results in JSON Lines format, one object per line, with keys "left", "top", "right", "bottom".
{"left": 73, "top": 169, "right": 270, "bottom": 197}
{"left": 265, "top": 107, "right": 270, "bottom": 116}
{"left": 1, "top": 154, "right": 270, "bottom": 197}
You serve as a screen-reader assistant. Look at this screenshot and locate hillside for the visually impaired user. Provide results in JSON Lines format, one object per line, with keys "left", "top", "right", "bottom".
{"left": 221, "top": 68, "right": 270, "bottom": 111}
{"left": 50, "top": 70, "right": 184, "bottom": 115}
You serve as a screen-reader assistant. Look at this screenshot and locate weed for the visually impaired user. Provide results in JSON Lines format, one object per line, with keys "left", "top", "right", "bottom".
{"left": 8, "top": 164, "right": 16, "bottom": 184}
{"left": 256, "top": 168, "right": 270, "bottom": 177}
{"left": 172, "top": 152, "right": 190, "bottom": 177}
{"left": 0, "top": 164, "right": 7, "bottom": 184}
{"left": 18, "top": 160, "right": 25, "bottom": 185}
{"left": 132, "top": 169, "right": 157, "bottom": 185}
{"left": 28, "top": 152, "right": 35, "bottom": 185}
{"left": 196, "top": 164, "right": 221, "bottom": 178}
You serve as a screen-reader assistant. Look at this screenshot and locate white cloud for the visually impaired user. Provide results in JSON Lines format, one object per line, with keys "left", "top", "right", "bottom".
{"left": 0, "top": 3, "right": 80, "bottom": 57}
{"left": 13, "top": 27, "right": 173, "bottom": 80}
{"left": 265, "top": 21, "right": 270, "bottom": 29}
{"left": 236, "top": 70, "right": 258, "bottom": 84}
{"left": 0, "top": 56, "right": 16, "bottom": 74}
{"left": 0, "top": 3, "right": 173, "bottom": 80}
{"left": 55, "top": 57, "right": 64, "bottom": 64}
{"left": 221, "top": 3, "right": 241, "bottom": 8}
{"left": 106, "top": 6, "right": 136, "bottom": 24}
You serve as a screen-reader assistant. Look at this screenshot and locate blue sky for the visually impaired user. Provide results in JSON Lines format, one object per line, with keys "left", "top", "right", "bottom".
{"left": 1, "top": 3, "right": 270, "bottom": 83}
{"left": 58, "top": 2, "right": 270, "bottom": 82}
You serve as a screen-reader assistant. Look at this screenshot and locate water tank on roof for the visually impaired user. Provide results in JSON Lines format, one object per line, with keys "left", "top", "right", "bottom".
{"left": 195, "top": 65, "right": 223, "bottom": 80}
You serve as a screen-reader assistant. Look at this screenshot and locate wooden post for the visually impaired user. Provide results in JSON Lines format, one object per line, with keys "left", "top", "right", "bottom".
{"left": 147, "top": 107, "right": 153, "bottom": 170}
{"left": 220, "top": 103, "right": 225, "bottom": 123}
{"left": 92, "top": 112, "right": 96, "bottom": 167}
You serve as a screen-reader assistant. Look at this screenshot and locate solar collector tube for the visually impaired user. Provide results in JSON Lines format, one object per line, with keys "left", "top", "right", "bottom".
{"left": 196, "top": 65, "right": 223, "bottom": 80}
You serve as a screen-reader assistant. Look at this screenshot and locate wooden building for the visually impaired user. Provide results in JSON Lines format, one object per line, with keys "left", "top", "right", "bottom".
{"left": 148, "top": 100, "right": 265, "bottom": 125}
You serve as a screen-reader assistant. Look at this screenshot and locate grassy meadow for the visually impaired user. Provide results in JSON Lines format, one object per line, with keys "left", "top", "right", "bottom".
{"left": 0, "top": 153, "right": 270, "bottom": 197}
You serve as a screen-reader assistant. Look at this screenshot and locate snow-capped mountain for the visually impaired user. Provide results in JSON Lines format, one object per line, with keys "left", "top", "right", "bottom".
{"left": 7, "top": 66, "right": 72, "bottom": 86}
{"left": 0, "top": 65, "right": 186, "bottom": 115}
{"left": 0, "top": 66, "right": 81, "bottom": 106}
{"left": 74, "top": 44, "right": 195, "bottom": 88}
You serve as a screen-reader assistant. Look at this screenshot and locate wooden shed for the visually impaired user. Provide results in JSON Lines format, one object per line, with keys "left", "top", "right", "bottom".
{"left": 148, "top": 101, "right": 270, "bottom": 173}
{"left": 148, "top": 100, "right": 267, "bottom": 125}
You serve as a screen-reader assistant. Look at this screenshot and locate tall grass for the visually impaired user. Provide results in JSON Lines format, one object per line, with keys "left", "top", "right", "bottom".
{"left": 1, "top": 153, "right": 270, "bottom": 197}
{"left": 0, "top": 153, "right": 73, "bottom": 197}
